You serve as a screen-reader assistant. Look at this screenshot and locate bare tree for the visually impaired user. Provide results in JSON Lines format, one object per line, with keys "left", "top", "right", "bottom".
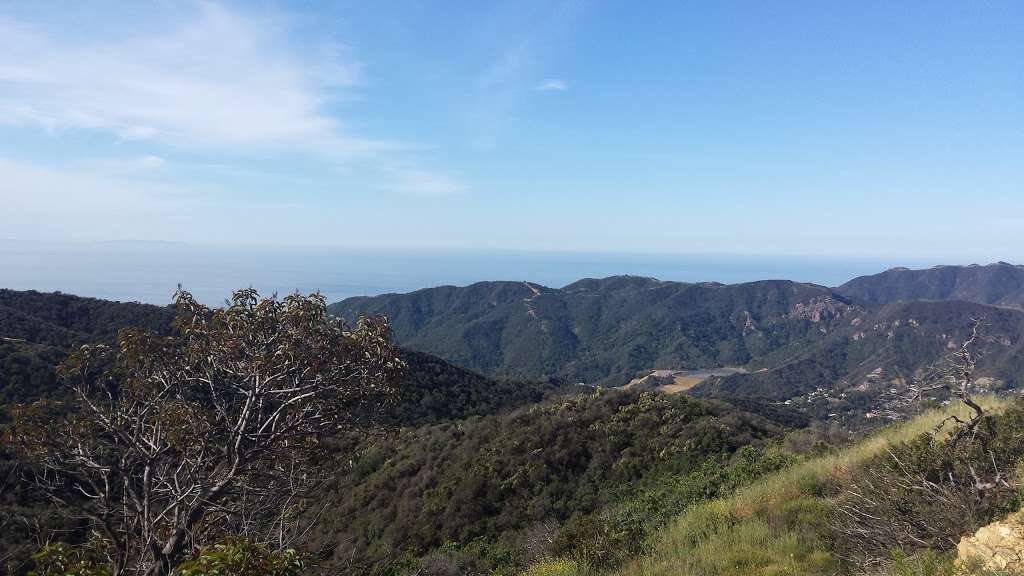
{"left": 901, "top": 318, "right": 991, "bottom": 440}
{"left": 5, "top": 289, "right": 405, "bottom": 576}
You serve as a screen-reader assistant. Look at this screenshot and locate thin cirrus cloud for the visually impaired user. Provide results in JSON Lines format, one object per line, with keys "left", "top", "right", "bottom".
{"left": 535, "top": 78, "right": 568, "bottom": 92}
{"left": 0, "top": 3, "right": 463, "bottom": 197}
{"left": 0, "top": 5, "right": 362, "bottom": 151}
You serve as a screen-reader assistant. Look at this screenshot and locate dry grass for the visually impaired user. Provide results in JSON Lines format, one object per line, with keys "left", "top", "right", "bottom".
{"left": 660, "top": 376, "right": 703, "bottom": 393}
{"left": 520, "top": 397, "right": 1013, "bottom": 576}
{"left": 615, "top": 397, "right": 1011, "bottom": 576}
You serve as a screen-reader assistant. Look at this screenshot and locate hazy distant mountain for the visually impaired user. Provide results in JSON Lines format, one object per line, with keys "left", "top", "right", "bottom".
{"left": 836, "top": 262, "right": 1024, "bottom": 310}
{"left": 330, "top": 276, "right": 856, "bottom": 386}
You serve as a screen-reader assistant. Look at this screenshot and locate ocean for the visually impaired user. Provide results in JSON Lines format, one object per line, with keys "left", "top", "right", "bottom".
{"left": 0, "top": 241, "right": 939, "bottom": 305}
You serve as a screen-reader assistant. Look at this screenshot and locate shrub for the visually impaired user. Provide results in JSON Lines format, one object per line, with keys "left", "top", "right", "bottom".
{"left": 27, "top": 543, "right": 109, "bottom": 576}
{"left": 176, "top": 538, "right": 304, "bottom": 576}
{"left": 549, "top": 444, "right": 794, "bottom": 569}
{"left": 521, "top": 558, "right": 588, "bottom": 576}
{"left": 832, "top": 402, "right": 1024, "bottom": 568}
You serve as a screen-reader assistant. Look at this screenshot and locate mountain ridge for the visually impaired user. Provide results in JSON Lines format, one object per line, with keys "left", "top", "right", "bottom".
{"left": 329, "top": 276, "right": 849, "bottom": 386}
{"left": 330, "top": 266, "right": 1024, "bottom": 417}
{"left": 836, "top": 261, "right": 1024, "bottom": 310}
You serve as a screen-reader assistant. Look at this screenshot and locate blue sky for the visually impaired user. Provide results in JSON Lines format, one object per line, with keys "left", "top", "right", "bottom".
{"left": 1, "top": 1, "right": 1022, "bottom": 259}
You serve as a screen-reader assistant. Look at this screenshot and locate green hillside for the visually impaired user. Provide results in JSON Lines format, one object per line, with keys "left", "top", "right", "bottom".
{"left": 329, "top": 277, "right": 852, "bottom": 386}
{"left": 307, "top": 389, "right": 802, "bottom": 575}
{"left": 0, "top": 288, "right": 175, "bottom": 347}
{"left": 526, "top": 396, "right": 1024, "bottom": 576}
{"left": 694, "top": 299, "right": 1024, "bottom": 423}
{"left": 836, "top": 262, "right": 1024, "bottom": 310}
{"left": 0, "top": 289, "right": 174, "bottom": 411}
{"left": 0, "top": 289, "right": 566, "bottom": 574}
{"left": 332, "top": 276, "right": 1024, "bottom": 422}
{"left": 5, "top": 285, "right": 1024, "bottom": 576}
{"left": 0, "top": 289, "right": 555, "bottom": 426}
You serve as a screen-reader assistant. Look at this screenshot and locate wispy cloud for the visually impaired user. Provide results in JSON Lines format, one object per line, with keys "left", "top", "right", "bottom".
{"left": 0, "top": 4, "right": 468, "bottom": 203}
{"left": 0, "top": 5, "right": 389, "bottom": 157}
{"left": 466, "top": 1, "right": 584, "bottom": 147}
{"left": 535, "top": 78, "right": 568, "bottom": 92}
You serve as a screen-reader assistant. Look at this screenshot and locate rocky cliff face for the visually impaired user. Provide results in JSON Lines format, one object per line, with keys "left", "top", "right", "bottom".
{"left": 786, "top": 295, "right": 856, "bottom": 323}
{"left": 957, "top": 510, "right": 1024, "bottom": 572}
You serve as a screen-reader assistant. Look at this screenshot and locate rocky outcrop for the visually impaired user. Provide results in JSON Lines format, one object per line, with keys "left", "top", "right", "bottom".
{"left": 957, "top": 511, "right": 1024, "bottom": 572}
{"left": 787, "top": 296, "right": 853, "bottom": 323}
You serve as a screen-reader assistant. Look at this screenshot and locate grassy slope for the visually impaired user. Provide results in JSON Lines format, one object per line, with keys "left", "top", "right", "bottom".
{"left": 525, "top": 397, "right": 1012, "bottom": 576}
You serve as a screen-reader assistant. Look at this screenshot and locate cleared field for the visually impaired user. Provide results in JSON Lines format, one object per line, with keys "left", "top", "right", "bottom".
{"left": 627, "top": 367, "right": 747, "bottom": 394}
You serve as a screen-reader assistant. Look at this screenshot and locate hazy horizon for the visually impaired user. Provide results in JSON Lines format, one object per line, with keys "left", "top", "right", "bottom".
{"left": 0, "top": 239, "right": 966, "bottom": 305}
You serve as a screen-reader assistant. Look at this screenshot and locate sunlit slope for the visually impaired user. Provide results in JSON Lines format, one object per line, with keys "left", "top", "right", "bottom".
{"left": 526, "top": 397, "right": 1012, "bottom": 576}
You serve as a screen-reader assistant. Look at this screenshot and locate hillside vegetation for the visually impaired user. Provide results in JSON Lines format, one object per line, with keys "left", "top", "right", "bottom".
{"left": 330, "top": 277, "right": 855, "bottom": 386}
{"left": 332, "top": 270, "right": 1024, "bottom": 424}
{"left": 0, "top": 290, "right": 563, "bottom": 574}
{"left": 307, "top": 389, "right": 803, "bottom": 575}
{"left": 0, "top": 289, "right": 555, "bottom": 426}
{"left": 0, "top": 289, "right": 174, "bottom": 409}
{"left": 0, "top": 289, "right": 808, "bottom": 575}
{"left": 5, "top": 271, "right": 1024, "bottom": 575}
{"left": 695, "top": 300, "right": 1024, "bottom": 411}
{"left": 836, "top": 262, "right": 1024, "bottom": 310}
{"left": 0, "top": 288, "right": 174, "bottom": 347}
{"left": 526, "top": 396, "right": 1024, "bottom": 576}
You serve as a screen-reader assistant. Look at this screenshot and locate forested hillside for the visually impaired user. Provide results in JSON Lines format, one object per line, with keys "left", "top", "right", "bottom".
{"left": 694, "top": 299, "right": 1024, "bottom": 423}
{"left": 524, "top": 398, "right": 1024, "bottom": 576}
{"left": 0, "top": 288, "right": 174, "bottom": 346}
{"left": 330, "top": 276, "right": 851, "bottom": 386}
{"left": 4, "top": 272, "right": 1024, "bottom": 576}
{"left": 332, "top": 271, "right": 1024, "bottom": 420}
{"left": 0, "top": 289, "right": 557, "bottom": 425}
{"left": 836, "top": 262, "right": 1024, "bottom": 310}
{"left": 309, "top": 389, "right": 800, "bottom": 575}
{"left": 0, "top": 289, "right": 565, "bottom": 574}
{"left": 388, "top": 350, "right": 565, "bottom": 426}
{"left": 0, "top": 290, "right": 174, "bottom": 409}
